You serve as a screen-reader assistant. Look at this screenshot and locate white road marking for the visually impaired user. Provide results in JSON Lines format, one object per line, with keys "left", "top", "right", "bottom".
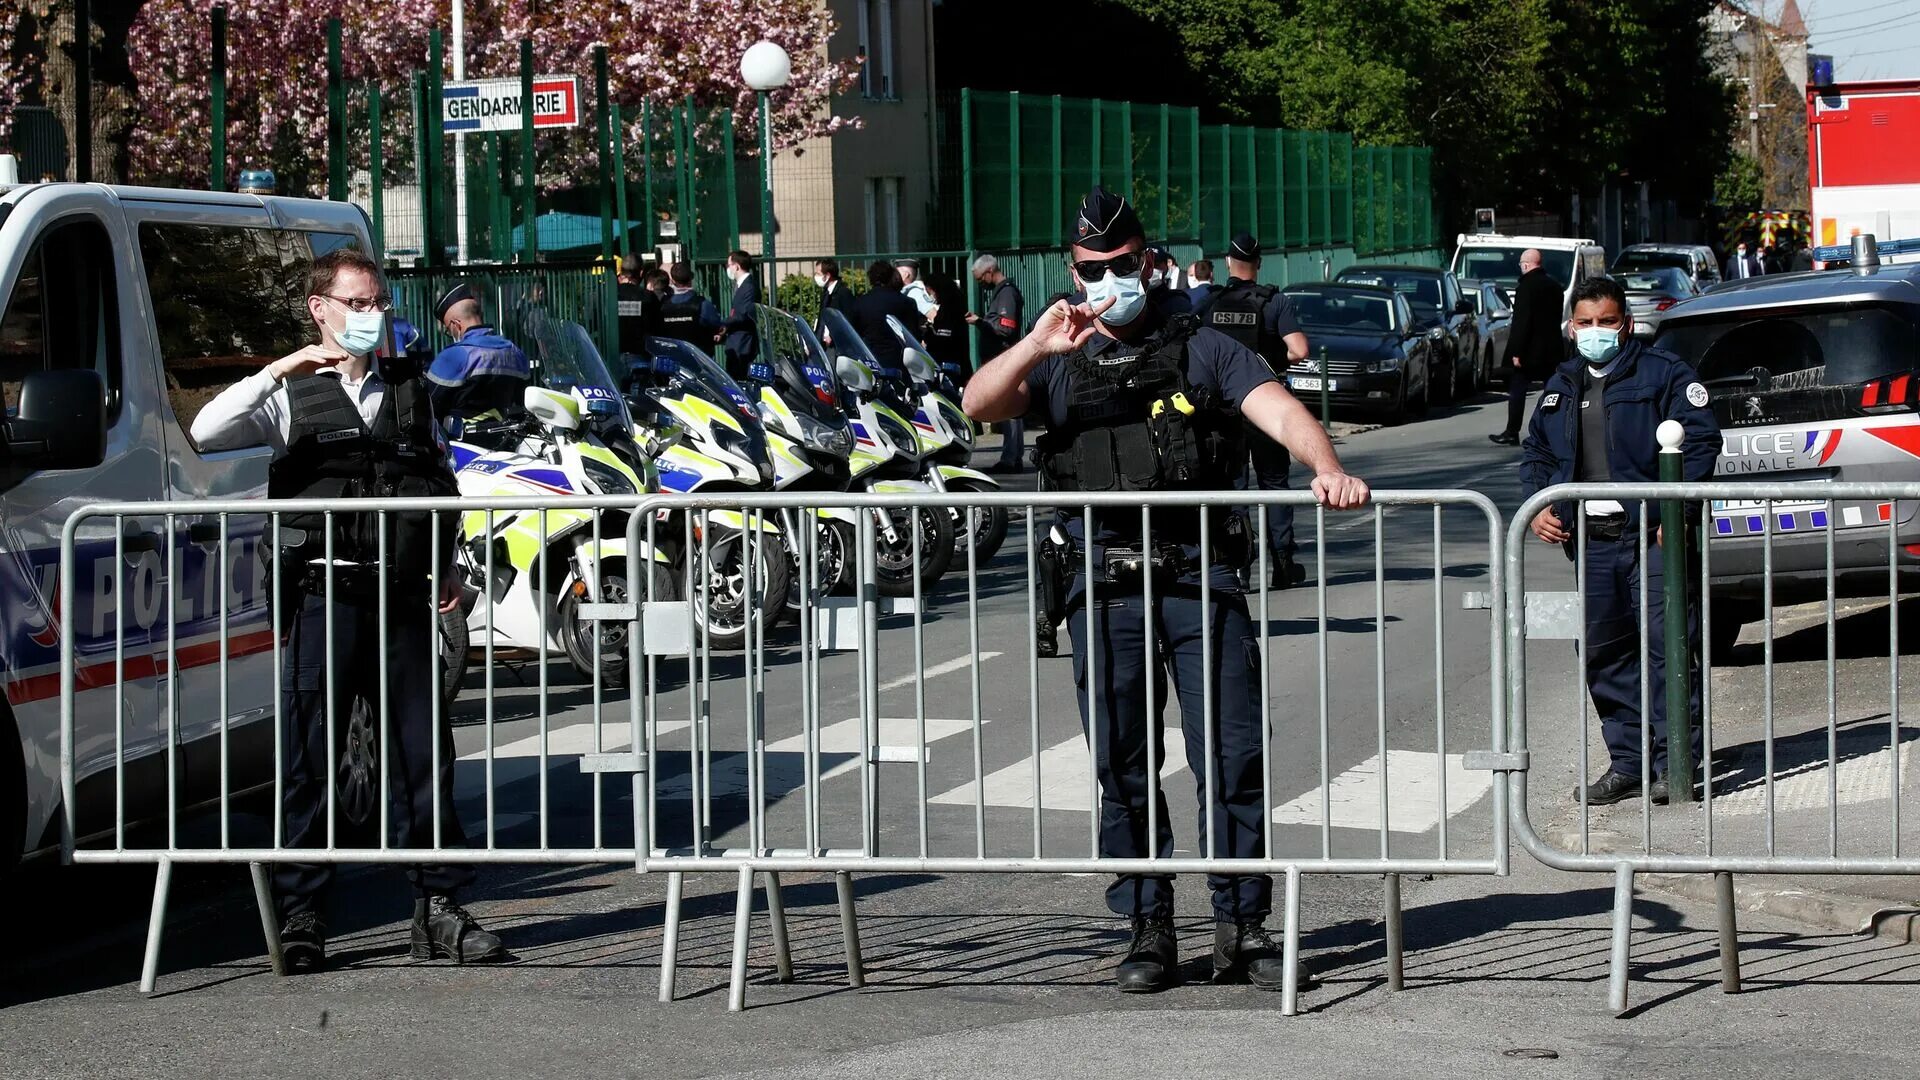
{"left": 878, "top": 652, "right": 1004, "bottom": 693}
{"left": 1269, "top": 751, "right": 1491, "bottom": 832}
{"left": 653, "top": 716, "right": 975, "bottom": 798}
{"left": 459, "top": 719, "right": 690, "bottom": 761}
{"left": 929, "top": 735, "right": 1184, "bottom": 812}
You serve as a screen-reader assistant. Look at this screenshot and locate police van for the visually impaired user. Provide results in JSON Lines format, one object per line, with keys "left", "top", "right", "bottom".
{"left": 0, "top": 179, "right": 378, "bottom": 873}
{"left": 1650, "top": 239, "right": 1920, "bottom": 657}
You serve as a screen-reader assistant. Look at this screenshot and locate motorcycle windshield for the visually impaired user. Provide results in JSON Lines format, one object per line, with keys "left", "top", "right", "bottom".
{"left": 532, "top": 319, "right": 633, "bottom": 430}
{"left": 752, "top": 305, "right": 849, "bottom": 427}
{"left": 642, "top": 335, "right": 770, "bottom": 468}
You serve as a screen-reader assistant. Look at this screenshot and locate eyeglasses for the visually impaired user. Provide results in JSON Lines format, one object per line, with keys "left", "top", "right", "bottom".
{"left": 1069, "top": 251, "right": 1146, "bottom": 282}
{"left": 321, "top": 293, "right": 394, "bottom": 313}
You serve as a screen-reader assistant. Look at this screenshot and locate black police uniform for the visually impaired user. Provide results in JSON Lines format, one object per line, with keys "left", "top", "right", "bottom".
{"left": 1196, "top": 263, "right": 1304, "bottom": 572}
{"left": 617, "top": 280, "right": 661, "bottom": 360}
{"left": 658, "top": 288, "right": 720, "bottom": 351}
{"left": 1029, "top": 302, "right": 1278, "bottom": 924}
{"left": 1519, "top": 338, "right": 1719, "bottom": 786}
{"left": 268, "top": 364, "right": 471, "bottom": 918}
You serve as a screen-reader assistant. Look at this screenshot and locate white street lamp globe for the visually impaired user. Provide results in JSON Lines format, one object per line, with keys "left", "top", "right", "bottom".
{"left": 741, "top": 41, "right": 792, "bottom": 91}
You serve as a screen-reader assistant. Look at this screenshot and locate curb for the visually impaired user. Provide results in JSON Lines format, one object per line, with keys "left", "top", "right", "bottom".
{"left": 1540, "top": 822, "right": 1920, "bottom": 947}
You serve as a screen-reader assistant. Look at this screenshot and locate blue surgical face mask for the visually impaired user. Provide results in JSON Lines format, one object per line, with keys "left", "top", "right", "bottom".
{"left": 1573, "top": 325, "right": 1623, "bottom": 365}
{"left": 330, "top": 303, "right": 387, "bottom": 356}
{"left": 1083, "top": 270, "right": 1147, "bottom": 326}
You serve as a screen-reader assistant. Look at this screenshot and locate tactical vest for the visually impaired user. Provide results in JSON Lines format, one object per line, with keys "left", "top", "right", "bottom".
{"left": 1035, "top": 316, "right": 1245, "bottom": 499}
{"left": 1205, "top": 280, "right": 1282, "bottom": 367}
{"left": 656, "top": 291, "right": 709, "bottom": 347}
{"left": 267, "top": 371, "right": 456, "bottom": 586}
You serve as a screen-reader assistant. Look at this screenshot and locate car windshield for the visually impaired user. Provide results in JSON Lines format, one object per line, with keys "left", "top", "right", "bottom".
{"left": 528, "top": 319, "right": 632, "bottom": 429}
{"left": 1286, "top": 290, "right": 1398, "bottom": 333}
{"left": 1617, "top": 267, "right": 1692, "bottom": 294}
{"left": 1613, "top": 250, "right": 1691, "bottom": 274}
{"left": 1455, "top": 246, "right": 1575, "bottom": 289}
{"left": 1657, "top": 304, "right": 1920, "bottom": 392}
{"left": 1336, "top": 270, "right": 1441, "bottom": 313}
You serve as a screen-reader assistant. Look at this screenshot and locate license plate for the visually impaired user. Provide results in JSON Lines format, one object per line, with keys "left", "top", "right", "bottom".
{"left": 1710, "top": 498, "right": 1826, "bottom": 514}
{"left": 1289, "top": 377, "right": 1334, "bottom": 392}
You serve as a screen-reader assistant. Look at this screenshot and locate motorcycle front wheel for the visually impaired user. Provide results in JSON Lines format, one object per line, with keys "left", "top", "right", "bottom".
{"left": 871, "top": 504, "right": 955, "bottom": 598}
{"left": 691, "top": 526, "right": 792, "bottom": 650}
{"left": 945, "top": 481, "right": 1008, "bottom": 566}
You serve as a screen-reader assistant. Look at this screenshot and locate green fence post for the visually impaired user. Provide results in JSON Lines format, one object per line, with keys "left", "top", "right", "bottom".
{"left": 1051, "top": 94, "right": 1063, "bottom": 245}
{"left": 640, "top": 101, "right": 655, "bottom": 255}
{"left": 1319, "top": 346, "right": 1330, "bottom": 429}
{"left": 1121, "top": 101, "right": 1134, "bottom": 200}
{"left": 595, "top": 45, "right": 615, "bottom": 262}
{"left": 674, "top": 98, "right": 693, "bottom": 260}
{"left": 611, "top": 102, "right": 631, "bottom": 262}
{"left": 209, "top": 6, "right": 226, "bottom": 191}
{"left": 520, "top": 39, "right": 537, "bottom": 263}
{"left": 327, "top": 18, "right": 345, "bottom": 201}
{"left": 721, "top": 107, "right": 739, "bottom": 253}
{"left": 1320, "top": 132, "right": 1333, "bottom": 251}
{"left": 1089, "top": 97, "right": 1101, "bottom": 188}
{"left": 1273, "top": 128, "right": 1285, "bottom": 250}
{"left": 1157, "top": 104, "right": 1170, "bottom": 241}
{"left": 484, "top": 133, "right": 503, "bottom": 260}
{"left": 961, "top": 89, "right": 979, "bottom": 370}
{"left": 410, "top": 73, "right": 429, "bottom": 262}
{"left": 426, "top": 29, "right": 444, "bottom": 265}
{"left": 1244, "top": 127, "right": 1257, "bottom": 245}
{"left": 1007, "top": 92, "right": 1021, "bottom": 250}
{"left": 1188, "top": 108, "right": 1201, "bottom": 248}
{"left": 1660, "top": 422, "right": 1695, "bottom": 803}
{"left": 368, "top": 82, "right": 384, "bottom": 257}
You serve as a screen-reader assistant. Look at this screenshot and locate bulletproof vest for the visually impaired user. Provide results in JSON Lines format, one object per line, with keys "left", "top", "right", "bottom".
{"left": 1205, "top": 280, "right": 1281, "bottom": 367}
{"left": 656, "top": 290, "right": 709, "bottom": 346}
{"left": 1036, "top": 316, "right": 1245, "bottom": 500}
{"left": 617, "top": 282, "right": 657, "bottom": 354}
{"left": 267, "top": 371, "right": 456, "bottom": 584}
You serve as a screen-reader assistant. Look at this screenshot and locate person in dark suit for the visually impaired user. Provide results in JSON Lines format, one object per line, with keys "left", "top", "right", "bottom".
{"left": 720, "top": 249, "right": 762, "bottom": 380}
{"left": 1723, "top": 241, "right": 1764, "bottom": 281}
{"left": 851, "top": 260, "right": 923, "bottom": 375}
{"left": 1490, "top": 248, "right": 1565, "bottom": 446}
{"left": 815, "top": 257, "right": 857, "bottom": 332}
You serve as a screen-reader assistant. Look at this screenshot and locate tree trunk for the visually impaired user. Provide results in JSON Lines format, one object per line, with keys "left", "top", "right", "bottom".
{"left": 25, "top": 0, "right": 141, "bottom": 183}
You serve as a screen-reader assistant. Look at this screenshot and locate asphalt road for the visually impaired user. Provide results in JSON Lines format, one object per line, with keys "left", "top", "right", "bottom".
{"left": 5, "top": 392, "right": 1918, "bottom": 1079}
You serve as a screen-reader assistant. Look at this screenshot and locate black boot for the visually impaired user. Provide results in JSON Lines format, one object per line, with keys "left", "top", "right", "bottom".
{"left": 1115, "top": 916, "right": 1179, "bottom": 993}
{"left": 278, "top": 911, "right": 327, "bottom": 975}
{"left": 411, "top": 896, "right": 507, "bottom": 964}
{"left": 1577, "top": 770, "right": 1644, "bottom": 805}
{"left": 1212, "top": 920, "right": 1301, "bottom": 990}
{"left": 1036, "top": 616, "right": 1059, "bottom": 658}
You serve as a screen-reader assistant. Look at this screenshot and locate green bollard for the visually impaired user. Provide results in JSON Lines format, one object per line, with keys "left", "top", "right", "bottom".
{"left": 1319, "top": 345, "right": 1331, "bottom": 431}
{"left": 1658, "top": 419, "right": 1694, "bottom": 803}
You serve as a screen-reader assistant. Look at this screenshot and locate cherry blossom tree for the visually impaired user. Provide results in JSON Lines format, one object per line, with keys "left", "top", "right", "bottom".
{"left": 123, "top": 0, "right": 859, "bottom": 194}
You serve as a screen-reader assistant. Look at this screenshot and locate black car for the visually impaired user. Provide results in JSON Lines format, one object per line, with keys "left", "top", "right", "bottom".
{"left": 1281, "top": 283, "right": 1435, "bottom": 423}
{"left": 1333, "top": 264, "right": 1481, "bottom": 402}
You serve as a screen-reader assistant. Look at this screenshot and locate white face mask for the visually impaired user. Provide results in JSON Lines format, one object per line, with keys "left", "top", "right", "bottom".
{"left": 814, "top": 273, "right": 828, "bottom": 288}
{"left": 1083, "top": 271, "right": 1148, "bottom": 326}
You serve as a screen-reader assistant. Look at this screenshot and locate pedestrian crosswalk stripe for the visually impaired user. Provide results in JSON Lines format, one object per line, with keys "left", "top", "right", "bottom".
{"left": 929, "top": 735, "right": 1184, "bottom": 812}
{"left": 1269, "top": 751, "right": 1490, "bottom": 833}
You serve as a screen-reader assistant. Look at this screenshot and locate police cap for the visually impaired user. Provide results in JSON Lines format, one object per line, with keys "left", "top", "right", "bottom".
{"left": 433, "top": 281, "right": 478, "bottom": 322}
{"left": 1070, "top": 186, "right": 1144, "bottom": 253}
{"left": 1229, "top": 233, "right": 1262, "bottom": 262}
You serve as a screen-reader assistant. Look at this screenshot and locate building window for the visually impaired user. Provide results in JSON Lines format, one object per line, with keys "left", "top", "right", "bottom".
{"left": 857, "top": 0, "right": 896, "bottom": 101}
{"left": 865, "top": 177, "right": 901, "bottom": 252}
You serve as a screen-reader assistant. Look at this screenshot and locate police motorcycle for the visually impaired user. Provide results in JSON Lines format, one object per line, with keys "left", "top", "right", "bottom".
{"left": 449, "top": 320, "right": 668, "bottom": 686}
{"left": 745, "top": 305, "right": 863, "bottom": 615}
{"left": 623, "top": 336, "right": 791, "bottom": 652}
{"left": 882, "top": 314, "right": 1008, "bottom": 564}
{"left": 817, "top": 308, "right": 955, "bottom": 597}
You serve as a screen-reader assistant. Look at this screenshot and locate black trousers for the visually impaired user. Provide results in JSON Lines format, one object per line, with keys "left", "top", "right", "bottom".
{"left": 273, "top": 589, "right": 472, "bottom": 917}
{"left": 1235, "top": 429, "right": 1296, "bottom": 558}
{"left": 1067, "top": 587, "right": 1271, "bottom": 921}
{"left": 1580, "top": 534, "right": 1704, "bottom": 779}
{"left": 1503, "top": 364, "right": 1530, "bottom": 437}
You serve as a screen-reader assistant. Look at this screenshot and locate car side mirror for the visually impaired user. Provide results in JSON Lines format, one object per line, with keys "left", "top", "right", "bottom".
{"left": 4, "top": 369, "right": 106, "bottom": 470}
{"left": 1453, "top": 298, "right": 1476, "bottom": 316}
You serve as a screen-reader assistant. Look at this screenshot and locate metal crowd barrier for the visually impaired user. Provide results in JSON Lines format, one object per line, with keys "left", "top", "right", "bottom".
{"left": 1506, "top": 481, "right": 1920, "bottom": 1014}
{"left": 59, "top": 489, "right": 1508, "bottom": 1011}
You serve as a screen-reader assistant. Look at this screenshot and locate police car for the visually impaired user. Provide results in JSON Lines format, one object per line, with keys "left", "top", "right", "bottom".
{"left": 1650, "top": 239, "right": 1920, "bottom": 658}
{"left": 0, "top": 179, "right": 379, "bottom": 873}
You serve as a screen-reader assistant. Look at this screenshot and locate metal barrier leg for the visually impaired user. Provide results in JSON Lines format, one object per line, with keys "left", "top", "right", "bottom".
{"left": 248, "top": 862, "right": 286, "bottom": 977}
{"left": 728, "top": 865, "right": 754, "bottom": 1012}
{"left": 1608, "top": 864, "right": 1634, "bottom": 1014}
{"left": 139, "top": 858, "right": 173, "bottom": 995}
{"left": 1383, "top": 873, "right": 1404, "bottom": 992}
{"left": 657, "top": 871, "right": 684, "bottom": 1003}
{"left": 766, "top": 872, "right": 793, "bottom": 984}
{"left": 1715, "top": 872, "right": 1742, "bottom": 993}
{"left": 835, "top": 871, "right": 865, "bottom": 988}
{"left": 1280, "top": 866, "right": 1302, "bottom": 1017}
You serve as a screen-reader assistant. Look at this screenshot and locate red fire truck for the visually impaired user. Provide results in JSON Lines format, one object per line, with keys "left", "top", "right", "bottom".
{"left": 1808, "top": 77, "right": 1920, "bottom": 265}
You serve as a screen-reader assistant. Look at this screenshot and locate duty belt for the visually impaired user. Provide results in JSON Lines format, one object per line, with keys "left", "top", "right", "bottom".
{"left": 1584, "top": 513, "right": 1631, "bottom": 543}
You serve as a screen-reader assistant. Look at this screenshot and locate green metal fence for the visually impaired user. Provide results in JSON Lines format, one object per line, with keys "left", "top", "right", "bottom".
{"left": 958, "top": 89, "right": 1434, "bottom": 260}
{"left": 388, "top": 260, "right": 619, "bottom": 377}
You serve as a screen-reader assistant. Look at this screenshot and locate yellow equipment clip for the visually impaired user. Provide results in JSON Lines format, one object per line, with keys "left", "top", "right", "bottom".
{"left": 1150, "top": 399, "right": 1165, "bottom": 418}
{"left": 1169, "top": 392, "right": 1195, "bottom": 415}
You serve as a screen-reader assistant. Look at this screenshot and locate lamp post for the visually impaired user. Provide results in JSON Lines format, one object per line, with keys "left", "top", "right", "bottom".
{"left": 740, "top": 40, "right": 791, "bottom": 273}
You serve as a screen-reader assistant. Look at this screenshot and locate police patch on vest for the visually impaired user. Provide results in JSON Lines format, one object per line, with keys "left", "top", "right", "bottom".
{"left": 1541, "top": 392, "right": 1562, "bottom": 409}
{"left": 1211, "top": 311, "right": 1257, "bottom": 326}
{"left": 316, "top": 428, "right": 362, "bottom": 444}
{"left": 1686, "top": 382, "right": 1709, "bottom": 408}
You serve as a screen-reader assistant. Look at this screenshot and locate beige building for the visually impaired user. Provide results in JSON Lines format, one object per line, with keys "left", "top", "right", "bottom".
{"left": 740, "top": 0, "right": 943, "bottom": 266}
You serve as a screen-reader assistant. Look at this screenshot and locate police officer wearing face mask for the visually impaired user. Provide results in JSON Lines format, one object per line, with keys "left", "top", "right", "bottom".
{"left": 1520, "top": 276, "right": 1718, "bottom": 805}
{"left": 963, "top": 187, "right": 1370, "bottom": 994}
{"left": 190, "top": 248, "right": 506, "bottom": 973}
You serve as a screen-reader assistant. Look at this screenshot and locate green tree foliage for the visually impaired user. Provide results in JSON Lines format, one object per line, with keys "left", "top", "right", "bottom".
{"left": 1714, "top": 152, "right": 1764, "bottom": 215}
{"left": 1101, "top": 0, "right": 1736, "bottom": 229}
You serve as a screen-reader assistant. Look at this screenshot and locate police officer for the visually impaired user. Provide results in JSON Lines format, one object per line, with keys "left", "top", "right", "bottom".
{"left": 616, "top": 263, "right": 661, "bottom": 364}
{"left": 963, "top": 188, "right": 1369, "bottom": 993}
{"left": 1519, "top": 276, "right": 1719, "bottom": 804}
{"left": 425, "top": 282, "right": 532, "bottom": 428}
{"left": 657, "top": 261, "right": 723, "bottom": 351}
{"left": 1144, "top": 245, "right": 1192, "bottom": 315}
{"left": 190, "top": 248, "right": 505, "bottom": 972}
{"left": 1195, "top": 233, "right": 1311, "bottom": 588}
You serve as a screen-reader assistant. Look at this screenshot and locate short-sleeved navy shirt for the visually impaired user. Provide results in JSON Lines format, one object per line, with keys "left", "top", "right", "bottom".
{"left": 1193, "top": 277, "right": 1304, "bottom": 368}
{"left": 1025, "top": 305, "right": 1279, "bottom": 591}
